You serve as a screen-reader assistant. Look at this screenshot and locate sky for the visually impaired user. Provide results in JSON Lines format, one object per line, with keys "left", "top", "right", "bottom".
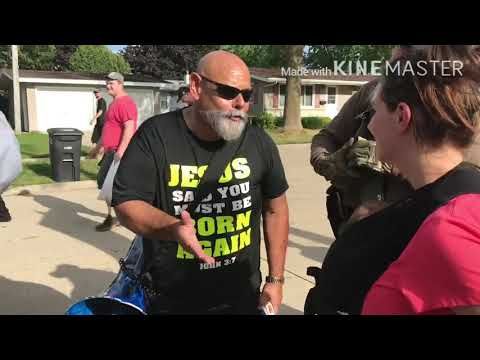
{"left": 107, "top": 45, "right": 127, "bottom": 53}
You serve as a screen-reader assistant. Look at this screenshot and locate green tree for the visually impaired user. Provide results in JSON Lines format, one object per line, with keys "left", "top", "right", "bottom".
{"left": 220, "top": 45, "right": 287, "bottom": 67}
{"left": 305, "top": 45, "right": 396, "bottom": 72}
{"left": 0, "top": 45, "right": 57, "bottom": 70}
{"left": 121, "top": 45, "right": 219, "bottom": 79}
{"left": 69, "top": 45, "right": 131, "bottom": 74}
{"left": 0, "top": 46, "right": 9, "bottom": 67}
{"left": 53, "top": 45, "right": 79, "bottom": 71}
{"left": 18, "top": 45, "right": 57, "bottom": 70}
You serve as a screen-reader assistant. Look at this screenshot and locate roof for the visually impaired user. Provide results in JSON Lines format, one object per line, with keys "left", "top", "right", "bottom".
{"left": 0, "top": 67, "right": 376, "bottom": 89}
{"left": 0, "top": 68, "right": 169, "bottom": 83}
{"left": 0, "top": 69, "right": 178, "bottom": 90}
{"left": 250, "top": 67, "right": 377, "bottom": 84}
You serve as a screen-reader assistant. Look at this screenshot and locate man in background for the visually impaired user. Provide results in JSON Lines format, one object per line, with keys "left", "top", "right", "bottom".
{"left": 176, "top": 86, "right": 195, "bottom": 109}
{"left": 88, "top": 89, "right": 107, "bottom": 159}
{"left": 95, "top": 72, "right": 138, "bottom": 232}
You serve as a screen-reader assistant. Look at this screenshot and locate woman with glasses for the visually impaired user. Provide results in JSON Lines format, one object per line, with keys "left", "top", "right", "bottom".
{"left": 307, "top": 45, "right": 480, "bottom": 316}
{"left": 361, "top": 45, "right": 480, "bottom": 315}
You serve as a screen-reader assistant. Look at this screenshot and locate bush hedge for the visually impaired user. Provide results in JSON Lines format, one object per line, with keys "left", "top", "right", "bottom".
{"left": 301, "top": 116, "right": 332, "bottom": 129}
{"left": 252, "top": 113, "right": 331, "bottom": 130}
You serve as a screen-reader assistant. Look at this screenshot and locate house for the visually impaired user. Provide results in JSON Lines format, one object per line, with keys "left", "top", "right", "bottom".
{"left": 0, "top": 66, "right": 377, "bottom": 133}
{"left": 249, "top": 67, "right": 377, "bottom": 119}
{"left": 0, "top": 69, "right": 181, "bottom": 132}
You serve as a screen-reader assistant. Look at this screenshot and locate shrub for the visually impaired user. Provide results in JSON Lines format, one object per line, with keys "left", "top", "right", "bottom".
{"left": 252, "top": 114, "right": 332, "bottom": 130}
{"left": 252, "top": 112, "right": 277, "bottom": 129}
{"left": 301, "top": 116, "right": 332, "bottom": 129}
{"left": 275, "top": 116, "right": 285, "bottom": 128}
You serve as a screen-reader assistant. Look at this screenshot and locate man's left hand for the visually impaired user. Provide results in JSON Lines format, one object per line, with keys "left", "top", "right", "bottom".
{"left": 87, "top": 148, "right": 98, "bottom": 160}
{"left": 259, "top": 283, "right": 283, "bottom": 314}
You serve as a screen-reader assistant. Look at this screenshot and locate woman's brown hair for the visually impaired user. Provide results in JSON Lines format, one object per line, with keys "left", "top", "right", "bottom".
{"left": 378, "top": 45, "right": 480, "bottom": 149}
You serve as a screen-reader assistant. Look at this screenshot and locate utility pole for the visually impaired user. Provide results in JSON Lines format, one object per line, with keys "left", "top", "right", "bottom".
{"left": 11, "top": 45, "right": 21, "bottom": 133}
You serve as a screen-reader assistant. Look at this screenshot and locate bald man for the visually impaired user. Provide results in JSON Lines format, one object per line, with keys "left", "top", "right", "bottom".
{"left": 112, "top": 50, "right": 290, "bottom": 315}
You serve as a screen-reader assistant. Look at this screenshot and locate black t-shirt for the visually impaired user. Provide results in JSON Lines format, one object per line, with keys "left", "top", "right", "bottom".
{"left": 112, "top": 110, "right": 289, "bottom": 307}
{"left": 96, "top": 98, "right": 107, "bottom": 126}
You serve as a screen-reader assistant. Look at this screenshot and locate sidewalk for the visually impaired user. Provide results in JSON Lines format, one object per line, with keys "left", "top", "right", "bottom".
{"left": 0, "top": 144, "right": 333, "bottom": 315}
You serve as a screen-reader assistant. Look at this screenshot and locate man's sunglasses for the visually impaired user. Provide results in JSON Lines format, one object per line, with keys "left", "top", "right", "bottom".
{"left": 200, "top": 75, "right": 253, "bottom": 102}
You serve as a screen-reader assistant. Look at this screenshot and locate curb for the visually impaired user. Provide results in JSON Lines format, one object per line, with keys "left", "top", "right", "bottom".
{"left": 22, "top": 156, "right": 90, "bottom": 164}
{"left": 4, "top": 180, "right": 98, "bottom": 197}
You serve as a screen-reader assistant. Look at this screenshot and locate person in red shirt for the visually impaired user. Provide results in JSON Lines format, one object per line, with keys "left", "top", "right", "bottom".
{"left": 362, "top": 45, "right": 480, "bottom": 315}
{"left": 94, "top": 72, "right": 138, "bottom": 232}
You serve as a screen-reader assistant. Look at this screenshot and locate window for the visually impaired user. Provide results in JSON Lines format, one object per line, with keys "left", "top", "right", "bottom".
{"left": 327, "top": 87, "right": 336, "bottom": 104}
{"left": 302, "top": 85, "right": 313, "bottom": 107}
{"left": 160, "top": 95, "right": 169, "bottom": 111}
{"left": 279, "top": 84, "right": 313, "bottom": 107}
{"left": 279, "top": 85, "right": 286, "bottom": 107}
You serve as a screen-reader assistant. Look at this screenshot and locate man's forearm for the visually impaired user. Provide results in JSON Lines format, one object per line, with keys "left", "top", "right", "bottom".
{"left": 115, "top": 200, "right": 181, "bottom": 242}
{"left": 91, "top": 111, "right": 102, "bottom": 124}
{"left": 262, "top": 195, "right": 289, "bottom": 278}
{"left": 117, "top": 122, "right": 135, "bottom": 157}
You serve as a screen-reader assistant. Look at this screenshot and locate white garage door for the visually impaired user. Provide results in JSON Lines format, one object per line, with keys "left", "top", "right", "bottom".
{"left": 36, "top": 87, "right": 95, "bottom": 132}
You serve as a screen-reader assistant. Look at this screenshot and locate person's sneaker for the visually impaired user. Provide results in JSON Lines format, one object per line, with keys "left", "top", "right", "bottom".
{"left": 0, "top": 199, "right": 11, "bottom": 222}
{"left": 0, "top": 212, "right": 11, "bottom": 222}
{"left": 95, "top": 215, "right": 114, "bottom": 232}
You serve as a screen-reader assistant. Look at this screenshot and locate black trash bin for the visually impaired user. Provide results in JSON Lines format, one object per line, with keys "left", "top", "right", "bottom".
{"left": 47, "top": 128, "right": 84, "bottom": 182}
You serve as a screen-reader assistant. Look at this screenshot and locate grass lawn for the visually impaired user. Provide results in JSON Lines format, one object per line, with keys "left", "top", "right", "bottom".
{"left": 16, "top": 132, "right": 90, "bottom": 159}
{"left": 12, "top": 159, "right": 99, "bottom": 187}
{"left": 266, "top": 128, "right": 318, "bottom": 145}
{"left": 16, "top": 129, "right": 316, "bottom": 160}
{"left": 12, "top": 128, "right": 317, "bottom": 187}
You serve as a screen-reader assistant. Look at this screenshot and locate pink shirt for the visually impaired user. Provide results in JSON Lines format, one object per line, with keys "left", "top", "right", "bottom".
{"left": 102, "top": 96, "right": 138, "bottom": 151}
{"left": 362, "top": 194, "right": 480, "bottom": 315}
